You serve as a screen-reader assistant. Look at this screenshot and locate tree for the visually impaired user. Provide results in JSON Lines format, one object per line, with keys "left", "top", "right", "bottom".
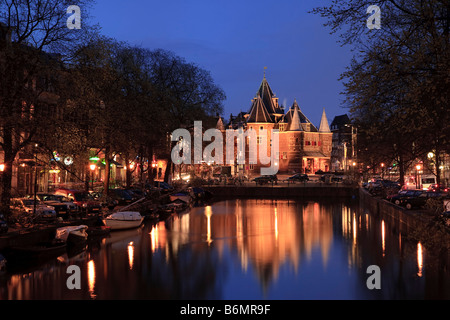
{"left": 0, "top": 0, "right": 97, "bottom": 213}
{"left": 145, "top": 49, "right": 226, "bottom": 182}
{"left": 312, "top": 0, "right": 450, "bottom": 185}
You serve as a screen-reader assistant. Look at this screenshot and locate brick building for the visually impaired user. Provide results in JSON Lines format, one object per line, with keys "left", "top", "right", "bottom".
{"left": 225, "top": 75, "right": 332, "bottom": 176}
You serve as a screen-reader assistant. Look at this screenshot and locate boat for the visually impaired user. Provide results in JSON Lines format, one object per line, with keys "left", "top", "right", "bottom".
{"left": 102, "top": 211, "right": 144, "bottom": 231}
{"left": 4, "top": 239, "right": 67, "bottom": 263}
{"left": 169, "top": 191, "right": 192, "bottom": 204}
{"left": 87, "top": 225, "right": 111, "bottom": 238}
{"left": 56, "top": 225, "right": 89, "bottom": 246}
{"left": 191, "top": 187, "right": 206, "bottom": 200}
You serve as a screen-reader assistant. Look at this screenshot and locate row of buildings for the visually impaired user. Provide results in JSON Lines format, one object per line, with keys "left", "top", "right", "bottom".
{"left": 1, "top": 72, "right": 360, "bottom": 197}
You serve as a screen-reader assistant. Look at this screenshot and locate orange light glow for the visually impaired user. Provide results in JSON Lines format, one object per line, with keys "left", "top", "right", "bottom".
{"left": 128, "top": 242, "right": 134, "bottom": 270}
{"left": 417, "top": 242, "right": 423, "bottom": 277}
{"left": 381, "top": 220, "right": 385, "bottom": 257}
{"left": 88, "top": 260, "right": 96, "bottom": 299}
{"left": 89, "top": 164, "right": 96, "bottom": 171}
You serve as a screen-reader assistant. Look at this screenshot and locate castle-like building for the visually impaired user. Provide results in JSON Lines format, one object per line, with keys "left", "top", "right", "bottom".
{"left": 219, "top": 75, "right": 332, "bottom": 176}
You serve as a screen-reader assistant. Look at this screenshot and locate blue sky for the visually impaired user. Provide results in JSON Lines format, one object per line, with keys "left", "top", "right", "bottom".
{"left": 90, "top": 0, "right": 354, "bottom": 127}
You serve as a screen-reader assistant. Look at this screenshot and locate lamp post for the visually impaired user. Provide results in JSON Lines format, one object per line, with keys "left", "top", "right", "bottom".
{"left": 90, "top": 164, "right": 96, "bottom": 191}
{"left": 416, "top": 164, "right": 421, "bottom": 189}
{"left": 33, "top": 144, "right": 39, "bottom": 216}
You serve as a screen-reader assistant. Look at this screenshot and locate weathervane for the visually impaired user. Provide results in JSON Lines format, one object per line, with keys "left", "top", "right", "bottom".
{"left": 264, "top": 66, "right": 267, "bottom": 78}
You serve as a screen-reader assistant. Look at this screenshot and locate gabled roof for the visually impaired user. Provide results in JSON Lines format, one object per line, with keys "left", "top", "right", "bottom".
{"left": 330, "top": 114, "right": 351, "bottom": 129}
{"left": 247, "top": 96, "right": 273, "bottom": 123}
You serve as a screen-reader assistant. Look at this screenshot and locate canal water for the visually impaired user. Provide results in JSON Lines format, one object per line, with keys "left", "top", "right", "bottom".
{"left": 0, "top": 198, "right": 449, "bottom": 300}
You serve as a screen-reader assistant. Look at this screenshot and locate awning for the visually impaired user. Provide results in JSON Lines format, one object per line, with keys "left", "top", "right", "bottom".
{"left": 302, "top": 151, "right": 328, "bottom": 158}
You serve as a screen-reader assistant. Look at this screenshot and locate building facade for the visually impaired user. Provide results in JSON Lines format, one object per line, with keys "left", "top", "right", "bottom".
{"left": 330, "top": 114, "right": 357, "bottom": 172}
{"left": 225, "top": 76, "right": 332, "bottom": 176}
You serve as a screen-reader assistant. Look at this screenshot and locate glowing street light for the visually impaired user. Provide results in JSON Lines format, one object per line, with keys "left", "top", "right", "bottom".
{"left": 90, "top": 164, "right": 96, "bottom": 190}
{"left": 416, "top": 164, "right": 422, "bottom": 189}
{"left": 0, "top": 164, "right": 4, "bottom": 172}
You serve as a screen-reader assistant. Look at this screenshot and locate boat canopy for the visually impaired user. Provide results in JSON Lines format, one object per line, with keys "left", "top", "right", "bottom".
{"left": 55, "top": 225, "right": 88, "bottom": 241}
{"left": 108, "top": 211, "right": 142, "bottom": 221}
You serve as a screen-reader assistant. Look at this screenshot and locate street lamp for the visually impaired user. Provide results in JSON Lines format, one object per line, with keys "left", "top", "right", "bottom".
{"left": 416, "top": 164, "right": 422, "bottom": 189}
{"left": 33, "top": 143, "right": 39, "bottom": 216}
{"left": 90, "top": 164, "right": 96, "bottom": 191}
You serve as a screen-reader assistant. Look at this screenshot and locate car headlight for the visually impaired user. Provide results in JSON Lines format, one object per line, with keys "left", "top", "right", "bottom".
{"left": 82, "top": 203, "right": 88, "bottom": 207}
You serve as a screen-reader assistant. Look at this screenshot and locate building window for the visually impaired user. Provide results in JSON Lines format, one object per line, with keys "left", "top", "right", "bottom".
{"left": 257, "top": 136, "right": 263, "bottom": 145}
{"left": 305, "top": 141, "right": 311, "bottom": 146}
{"left": 282, "top": 152, "right": 288, "bottom": 160}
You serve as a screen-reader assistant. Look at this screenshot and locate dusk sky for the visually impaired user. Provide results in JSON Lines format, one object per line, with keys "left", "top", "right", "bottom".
{"left": 91, "top": 0, "right": 355, "bottom": 127}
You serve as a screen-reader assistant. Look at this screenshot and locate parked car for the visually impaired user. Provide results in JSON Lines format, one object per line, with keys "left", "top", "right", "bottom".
{"left": 10, "top": 198, "right": 57, "bottom": 221}
{"left": 428, "top": 184, "right": 449, "bottom": 193}
{"left": 109, "top": 188, "right": 134, "bottom": 205}
{"left": 54, "top": 189, "right": 102, "bottom": 214}
{"left": 388, "top": 190, "right": 424, "bottom": 205}
{"left": 0, "top": 214, "right": 8, "bottom": 233}
{"left": 126, "top": 189, "right": 146, "bottom": 200}
{"left": 287, "top": 173, "right": 309, "bottom": 183}
{"left": 252, "top": 175, "right": 278, "bottom": 185}
{"left": 399, "top": 191, "right": 448, "bottom": 210}
{"left": 320, "top": 174, "right": 342, "bottom": 183}
{"left": 153, "top": 181, "right": 174, "bottom": 193}
{"left": 34, "top": 193, "right": 74, "bottom": 218}
{"left": 90, "top": 191, "right": 118, "bottom": 210}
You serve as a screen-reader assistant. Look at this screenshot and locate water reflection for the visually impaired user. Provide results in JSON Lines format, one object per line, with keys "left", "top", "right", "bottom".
{"left": 88, "top": 260, "right": 96, "bottom": 299}
{"left": 1, "top": 199, "right": 449, "bottom": 299}
{"left": 417, "top": 242, "right": 423, "bottom": 278}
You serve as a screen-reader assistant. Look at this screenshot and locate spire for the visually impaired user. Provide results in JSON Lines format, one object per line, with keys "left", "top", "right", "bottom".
{"left": 216, "top": 116, "right": 225, "bottom": 131}
{"left": 288, "top": 105, "right": 303, "bottom": 131}
{"left": 256, "top": 73, "right": 283, "bottom": 115}
{"left": 287, "top": 100, "right": 304, "bottom": 131}
{"left": 319, "top": 108, "right": 331, "bottom": 133}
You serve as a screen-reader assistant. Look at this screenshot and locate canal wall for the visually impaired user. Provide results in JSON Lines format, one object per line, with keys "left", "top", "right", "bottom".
{"left": 358, "top": 188, "right": 450, "bottom": 247}
{"left": 204, "top": 185, "right": 359, "bottom": 199}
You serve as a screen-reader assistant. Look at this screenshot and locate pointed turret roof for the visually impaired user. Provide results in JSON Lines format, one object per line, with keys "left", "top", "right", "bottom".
{"left": 319, "top": 108, "right": 331, "bottom": 133}
{"left": 287, "top": 101, "right": 303, "bottom": 131}
{"left": 216, "top": 116, "right": 225, "bottom": 131}
{"left": 247, "top": 95, "right": 272, "bottom": 123}
{"left": 255, "top": 76, "right": 284, "bottom": 116}
{"left": 283, "top": 100, "right": 318, "bottom": 132}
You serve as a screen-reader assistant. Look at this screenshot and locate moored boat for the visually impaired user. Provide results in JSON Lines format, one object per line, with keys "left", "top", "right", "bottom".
{"left": 56, "top": 225, "right": 89, "bottom": 246}
{"left": 169, "top": 191, "right": 192, "bottom": 204}
{"left": 4, "top": 239, "right": 67, "bottom": 262}
{"left": 87, "top": 225, "right": 111, "bottom": 238}
{"left": 103, "top": 211, "right": 144, "bottom": 231}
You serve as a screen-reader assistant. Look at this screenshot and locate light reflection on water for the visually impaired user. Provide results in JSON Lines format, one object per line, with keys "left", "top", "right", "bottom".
{"left": 1, "top": 198, "right": 449, "bottom": 300}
